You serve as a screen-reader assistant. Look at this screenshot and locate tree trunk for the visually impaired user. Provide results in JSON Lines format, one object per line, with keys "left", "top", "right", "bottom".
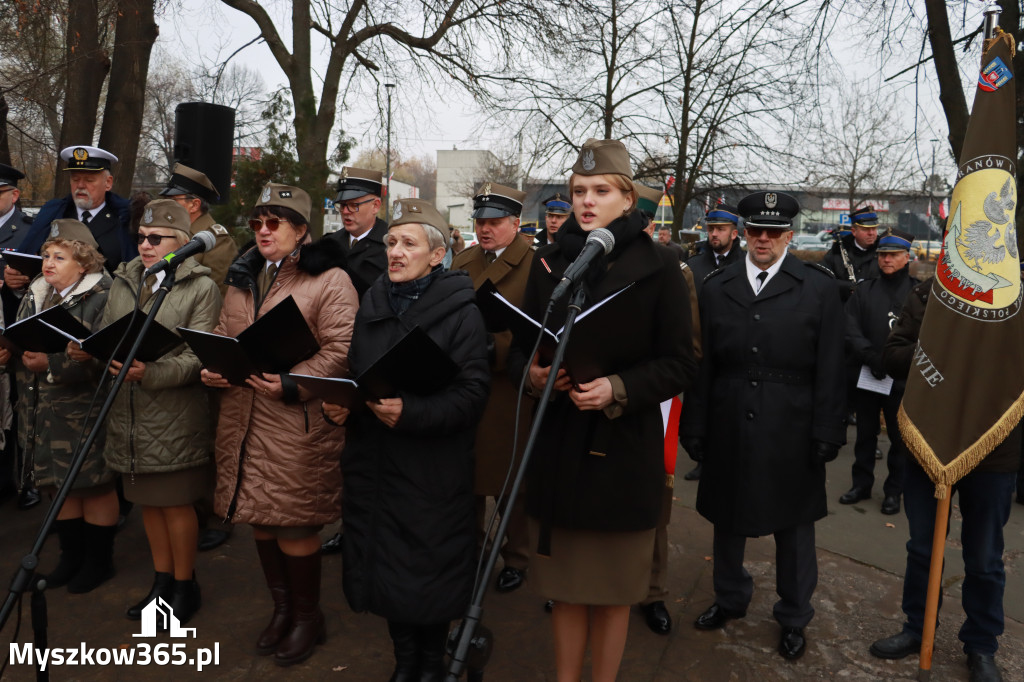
{"left": 0, "top": 94, "right": 10, "bottom": 166}
{"left": 57, "top": 0, "right": 109, "bottom": 197}
{"left": 98, "top": 0, "right": 159, "bottom": 198}
{"left": 923, "top": 0, "right": 969, "bottom": 161}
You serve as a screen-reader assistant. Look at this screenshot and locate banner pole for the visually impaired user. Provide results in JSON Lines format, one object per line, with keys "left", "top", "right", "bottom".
{"left": 917, "top": 485, "right": 951, "bottom": 681}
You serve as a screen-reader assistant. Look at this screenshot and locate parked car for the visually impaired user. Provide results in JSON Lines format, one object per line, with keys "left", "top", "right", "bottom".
{"left": 789, "top": 234, "right": 829, "bottom": 252}
{"left": 912, "top": 240, "right": 943, "bottom": 262}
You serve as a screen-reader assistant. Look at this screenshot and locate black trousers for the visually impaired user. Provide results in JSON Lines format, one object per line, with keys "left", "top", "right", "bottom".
{"left": 712, "top": 523, "right": 817, "bottom": 628}
{"left": 851, "top": 388, "right": 906, "bottom": 497}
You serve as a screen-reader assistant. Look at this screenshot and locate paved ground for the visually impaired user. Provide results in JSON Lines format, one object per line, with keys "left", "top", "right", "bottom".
{"left": 0, "top": 424, "right": 1021, "bottom": 681}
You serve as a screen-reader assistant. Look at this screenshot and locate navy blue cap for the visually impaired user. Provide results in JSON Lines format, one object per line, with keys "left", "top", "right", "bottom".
{"left": 706, "top": 204, "right": 740, "bottom": 226}
{"left": 850, "top": 205, "right": 879, "bottom": 227}
{"left": 737, "top": 191, "right": 799, "bottom": 229}
{"left": 544, "top": 193, "right": 571, "bottom": 215}
{"left": 877, "top": 228, "right": 914, "bottom": 252}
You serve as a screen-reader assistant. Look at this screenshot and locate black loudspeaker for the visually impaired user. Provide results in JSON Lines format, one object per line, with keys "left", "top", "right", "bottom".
{"left": 172, "top": 102, "right": 236, "bottom": 205}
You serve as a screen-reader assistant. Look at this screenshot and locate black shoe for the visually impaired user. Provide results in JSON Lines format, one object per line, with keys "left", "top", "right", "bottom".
{"left": 839, "top": 487, "right": 870, "bottom": 505}
{"left": 694, "top": 603, "right": 745, "bottom": 630}
{"left": 967, "top": 652, "right": 1003, "bottom": 682}
{"left": 778, "top": 627, "right": 806, "bottom": 660}
{"left": 683, "top": 463, "right": 702, "bottom": 481}
{"left": 320, "top": 531, "right": 343, "bottom": 555}
{"left": 67, "top": 523, "right": 116, "bottom": 594}
{"left": 869, "top": 630, "right": 921, "bottom": 659}
{"left": 126, "top": 572, "right": 174, "bottom": 620}
{"left": 17, "top": 487, "right": 40, "bottom": 510}
{"left": 495, "top": 567, "right": 525, "bottom": 593}
{"left": 197, "top": 528, "right": 231, "bottom": 552}
{"left": 881, "top": 495, "right": 901, "bottom": 515}
{"left": 543, "top": 600, "right": 554, "bottom": 613}
{"left": 641, "top": 601, "right": 672, "bottom": 635}
{"left": 164, "top": 576, "right": 201, "bottom": 628}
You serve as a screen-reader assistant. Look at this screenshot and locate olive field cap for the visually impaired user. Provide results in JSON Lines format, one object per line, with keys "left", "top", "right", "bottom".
{"left": 160, "top": 163, "right": 220, "bottom": 203}
{"left": 571, "top": 138, "right": 632, "bottom": 179}
{"left": 255, "top": 183, "right": 312, "bottom": 223}
{"left": 390, "top": 198, "right": 449, "bottom": 237}
{"left": 46, "top": 219, "right": 98, "bottom": 249}
{"left": 140, "top": 199, "right": 192, "bottom": 239}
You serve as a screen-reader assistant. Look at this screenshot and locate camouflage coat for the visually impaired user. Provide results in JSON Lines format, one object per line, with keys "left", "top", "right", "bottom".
{"left": 16, "top": 271, "right": 113, "bottom": 490}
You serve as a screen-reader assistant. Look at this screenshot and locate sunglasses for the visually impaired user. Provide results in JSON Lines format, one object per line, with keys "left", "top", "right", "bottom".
{"left": 248, "top": 217, "right": 291, "bottom": 231}
{"left": 744, "top": 226, "right": 788, "bottom": 239}
{"left": 137, "top": 233, "right": 178, "bottom": 246}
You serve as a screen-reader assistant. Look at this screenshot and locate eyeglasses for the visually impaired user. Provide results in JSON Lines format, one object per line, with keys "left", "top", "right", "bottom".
{"left": 0, "top": 187, "right": 15, "bottom": 196}
{"left": 248, "top": 217, "right": 291, "bottom": 231}
{"left": 336, "top": 197, "right": 376, "bottom": 214}
{"left": 744, "top": 226, "right": 788, "bottom": 239}
{"left": 137, "top": 233, "right": 178, "bottom": 246}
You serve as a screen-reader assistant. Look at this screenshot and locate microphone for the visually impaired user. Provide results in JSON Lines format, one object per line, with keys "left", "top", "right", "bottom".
{"left": 549, "top": 228, "right": 615, "bottom": 302}
{"left": 143, "top": 230, "right": 217, "bottom": 277}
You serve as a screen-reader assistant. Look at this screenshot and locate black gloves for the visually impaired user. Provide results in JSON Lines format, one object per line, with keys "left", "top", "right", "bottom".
{"left": 682, "top": 437, "right": 705, "bottom": 463}
{"left": 865, "top": 351, "right": 886, "bottom": 380}
{"left": 813, "top": 441, "right": 839, "bottom": 464}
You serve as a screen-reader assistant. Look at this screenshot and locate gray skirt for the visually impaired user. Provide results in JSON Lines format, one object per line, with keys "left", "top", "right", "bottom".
{"left": 528, "top": 518, "right": 655, "bottom": 606}
{"left": 122, "top": 464, "right": 210, "bottom": 507}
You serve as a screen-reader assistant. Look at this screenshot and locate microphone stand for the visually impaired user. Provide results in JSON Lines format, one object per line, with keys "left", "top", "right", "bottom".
{"left": 446, "top": 284, "right": 587, "bottom": 682}
{"left": 0, "top": 266, "right": 182, "bottom": 680}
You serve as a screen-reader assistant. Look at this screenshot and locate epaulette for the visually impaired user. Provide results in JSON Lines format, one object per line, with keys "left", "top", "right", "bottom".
{"left": 679, "top": 261, "right": 690, "bottom": 272}
{"left": 703, "top": 267, "right": 727, "bottom": 284}
{"left": 804, "top": 261, "right": 835, "bottom": 278}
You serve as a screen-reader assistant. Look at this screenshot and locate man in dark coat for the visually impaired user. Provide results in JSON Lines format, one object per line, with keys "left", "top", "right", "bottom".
{"left": 682, "top": 191, "right": 846, "bottom": 661}
{"left": 871, "top": 278, "right": 1019, "bottom": 682}
{"left": 11, "top": 145, "right": 136, "bottom": 274}
{"left": 452, "top": 180, "right": 535, "bottom": 594}
{"left": 838, "top": 229, "right": 917, "bottom": 515}
{"left": 679, "top": 204, "right": 743, "bottom": 482}
{"left": 0, "top": 163, "right": 34, "bottom": 270}
{"left": 821, "top": 205, "right": 881, "bottom": 301}
{"left": 534, "top": 193, "right": 570, "bottom": 247}
{"left": 322, "top": 166, "right": 387, "bottom": 300}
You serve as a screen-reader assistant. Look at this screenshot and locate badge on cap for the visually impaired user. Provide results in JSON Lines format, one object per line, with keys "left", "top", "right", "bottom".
{"left": 73, "top": 148, "right": 88, "bottom": 162}
{"left": 261, "top": 187, "right": 271, "bottom": 203}
{"left": 765, "top": 193, "right": 777, "bottom": 209}
{"left": 50, "top": 225, "right": 59, "bottom": 238}
{"left": 340, "top": 167, "right": 349, "bottom": 182}
{"left": 393, "top": 202, "right": 403, "bottom": 221}
{"left": 482, "top": 183, "right": 491, "bottom": 197}
{"left": 280, "top": 190, "right": 292, "bottom": 198}
{"left": 582, "top": 149, "right": 596, "bottom": 172}
{"left": 143, "top": 207, "right": 153, "bottom": 224}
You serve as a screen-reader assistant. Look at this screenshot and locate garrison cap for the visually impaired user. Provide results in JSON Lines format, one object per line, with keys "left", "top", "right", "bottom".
{"left": 45, "top": 219, "right": 98, "bottom": 249}
{"left": 390, "top": 198, "right": 449, "bottom": 244}
{"left": 572, "top": 138, "right": 632, "bottom": 179}
{"left": 706, "top": 204, "right": 740, "bottom": 226}
{"left": 255, "top": 183, "right": 312, "bottom": 223}
{"left": 737, "top": 191, "right": 799, "bottom": 229}
{"left": 850, "top": 205, "right": 880, "bottom": 227}
{"left": 0, "top": 163, "right": 25, "bottom": 187}
{"left": 876, "top": 228, "right": 914, "bottom": 253}
{"left": 159, "top": 163, "right": 220, "bottom": 203}
{"left": 471, "top": 182, "right": 525, "bottom": 220}
{"left": 544, "top": 193, "right": 571, "bottom": 215}
{"left": 140, "top": 199, "right": 192, "bottom": 238}
{"left": 60, "top": 145, "right": 117, "bottom": 172}
{"left": 636, "top": 185, "right": 662, "bottom": 218}
{"left": 336, "top": 167, "right": 383, "bottom": 202}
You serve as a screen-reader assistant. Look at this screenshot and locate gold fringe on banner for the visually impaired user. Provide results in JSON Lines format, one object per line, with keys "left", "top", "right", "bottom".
{"left": 664, "top": 473, "right": 675, "bottom": 488}
{"left": 898, "top": 386, "right": 1024, "bottom": 499}
{"left": 984, "top": 26, "right": 1016, "bottom": 57}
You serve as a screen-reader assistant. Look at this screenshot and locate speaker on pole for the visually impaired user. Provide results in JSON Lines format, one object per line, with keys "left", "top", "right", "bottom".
{"left": 172, "top": 102, "right": 235, "bottom": 205}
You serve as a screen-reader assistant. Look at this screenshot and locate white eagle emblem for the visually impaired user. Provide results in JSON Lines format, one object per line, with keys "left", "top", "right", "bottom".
{"left": 581, "top": 149, "right": 596, "bottom": 171}
{"left": 261, "top": 186, "right": 272, "bottom": 203}
{"left": 392, "top": 202, "right": 403, "bottom": 221}
{"left": 765, "top": 193, "right": 778, "bottom": 209}
{"left": 50, "top": 225, "right": 59, "bottom": 237}
{"left": 143, "top": 207, "right": 153, "bottom": 224}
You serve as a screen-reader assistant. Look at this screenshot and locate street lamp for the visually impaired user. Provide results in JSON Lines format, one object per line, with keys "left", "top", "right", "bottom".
{"left": 385, "top": 82, "right": 396, "bottom": 223}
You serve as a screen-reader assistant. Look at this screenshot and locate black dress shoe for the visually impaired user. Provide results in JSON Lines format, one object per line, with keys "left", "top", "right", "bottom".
{"left": 495, "top": 567, "right": 525, "bottom": 593}
{"left": 967, "top": 652, "right": 1003, "bottom": 682}
{"left": 640, "top": 601, "right": 672, "bottom": 635}
{"left": 320, "top": 531, "right": 343, "bottom": 555}
{"left": 17, "top": 487, "right": 40, "bottom": 510}
{"left": 869, "top": 630, "right": 921, "bottom": 659}
{"left": 683, "top": 463, "right": 702, "bottom": 481}
{"left": 881, "top": 495, "right": 901, "bottom": 515}
{"left": 839, "top": 487, "right": 870, "bottom": 505}
{"left": 694, "top": 603, "right": 745, "bottom": 630}
{"left": 197, "top": 528, "right": 231, "bottom": 552}
{"left": 778, "top": 627, "right": 806, "bottom": 660}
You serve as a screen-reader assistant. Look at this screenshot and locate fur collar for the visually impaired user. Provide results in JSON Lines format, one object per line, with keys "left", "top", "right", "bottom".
{"left": 28, "top": 270, "right": 106, "bottom": 310}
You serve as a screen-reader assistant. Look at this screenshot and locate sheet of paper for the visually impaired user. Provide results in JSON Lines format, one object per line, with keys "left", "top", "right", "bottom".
{"left": 857, "top": 364, "right": 893, "bottom": 395}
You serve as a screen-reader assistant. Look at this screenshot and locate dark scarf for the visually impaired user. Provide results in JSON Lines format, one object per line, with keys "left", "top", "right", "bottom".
{"left": 386, "top": 266, "right": 444, "bottom": 316}
{"left": 556, "top": 210, "right": 646, "bottom": 288}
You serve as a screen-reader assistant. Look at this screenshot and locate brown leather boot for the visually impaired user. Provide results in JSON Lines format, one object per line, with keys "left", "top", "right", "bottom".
{"left": 254, "top": 539, "right": 291, "bottom": 655}
{"left": 273, "top": 552, "right": 325, "bottom": 666}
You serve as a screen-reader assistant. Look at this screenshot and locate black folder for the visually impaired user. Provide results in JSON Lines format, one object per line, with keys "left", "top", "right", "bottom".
{"left": 490, "top": 283, "right": 636, "bottom": 383}
{"left": 1, "top": 305, "right": 92, "bottom": 354}
{"left": 288, "top": 375, "right": 362, "bottom": 408}
{"left": 1, "top": 251, "right": 43, "bottom": 278}
{"left": 45, "top": 312, "right": 184, "bottom": 363}
{"left": 355, "top": 326, "right": 458, "bottom": 400}
{"left": 178, "top": 295, "right": 320, "bottom": 386}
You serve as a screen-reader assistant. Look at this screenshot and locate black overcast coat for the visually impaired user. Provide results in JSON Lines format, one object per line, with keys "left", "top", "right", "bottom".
{"left": 322, "top": 217, "right": 388, "bottom": 300}
{"left": 822, "top": 233, "right": 879, "bottom": 300}
{"left": 685, "top": 237, "right": 744, "bottom": 297}
{"left": 340, "top": 270, "right": 490, "bottom": 625}
{"left": 682, "top": 254, "right": 846, "bottom": 537}
{"left": 845, "top": 266, "right": 917, "bottom": 387}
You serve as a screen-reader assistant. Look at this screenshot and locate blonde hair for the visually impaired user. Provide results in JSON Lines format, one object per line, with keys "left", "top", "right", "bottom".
{"left": 41, "top": 238, "right": 105, "bottom": 274}
{"left": 568, "top": 173, "right": 638, "bottom": 213}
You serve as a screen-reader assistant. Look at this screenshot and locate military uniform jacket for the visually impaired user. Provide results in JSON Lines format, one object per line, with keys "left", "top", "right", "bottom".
{"left": 822, "top": 234, "right": 879, "bottom": 300}
{"left": 845, "top": 267, "right": 916, "bottom": 390}
{"left": 18, "top": 192, "right": 137, "bottom": 272}
{"left": 323, "top": 218, "right": 388, "bottom": 300}
{"left": 0, "top": 207, "right": 34, "bottom": 262}
{"left": 452, "top": 237, "right": 536, "bottom": 495}
{"left": 682, "top": 254, "right": 846, "bottom": 537}
{"left": 189, "top": 212, "right": 238, "bottom": 299}
{"left": 686, "top": 238, "right": 744, "bottom": 297}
